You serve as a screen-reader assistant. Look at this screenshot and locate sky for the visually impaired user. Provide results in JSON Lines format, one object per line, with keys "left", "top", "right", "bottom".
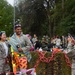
{"left": 7, "top": 0, "right": 14, "bottom": 6}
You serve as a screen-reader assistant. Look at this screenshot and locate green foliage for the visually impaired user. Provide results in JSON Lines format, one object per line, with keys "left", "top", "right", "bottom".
{"left": 15, "top": 0, "right": 48, "bottom": 36}
{"left": 0, "top": 0, "right": 75, "bottom": 36}
{"left": 55, "top": 0, "right": 75, "bottom": 36}
{"left": 16, "top": 0, "right": 75, "bottom": 36}
{"left": 0, "top": 0, "right": 13, "bottom": 36}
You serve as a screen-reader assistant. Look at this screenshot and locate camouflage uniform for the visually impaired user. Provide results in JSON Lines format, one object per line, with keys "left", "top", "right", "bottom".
{"left": 9, "top": 33, "right": 32, "bottom": 62}
{"left": 0, "top": 41, "right": 10, "bottom": 72}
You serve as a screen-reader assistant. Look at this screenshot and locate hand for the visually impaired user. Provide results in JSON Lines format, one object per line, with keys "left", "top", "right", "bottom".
{"left": 18, "top": 48, "right": 23, "bottom": 52}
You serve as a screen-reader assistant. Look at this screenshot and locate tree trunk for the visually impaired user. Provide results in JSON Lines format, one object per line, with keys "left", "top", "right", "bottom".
{"left": 47, "top": 0, "right": 52, "bottom": 38}
{"left": 62, "top": 0, "right": 65, "bottom": 18}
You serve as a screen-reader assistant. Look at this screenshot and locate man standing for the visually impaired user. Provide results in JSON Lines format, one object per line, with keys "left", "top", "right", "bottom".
{"left": 32, "top": 34, "right": 37, "bottom": 46}
{"left": 9, "top": 24, "right": 32, "bottom": 62}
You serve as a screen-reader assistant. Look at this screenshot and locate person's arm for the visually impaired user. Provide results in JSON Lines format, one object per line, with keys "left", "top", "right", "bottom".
{"left": 0, "top": 44, "right": 6, "bottom": 58}
{"left": 21, "top": 35, "right": 32, "bottom": 52}
{"left": 5, "top": 41, "right": 11, "bottom": 55}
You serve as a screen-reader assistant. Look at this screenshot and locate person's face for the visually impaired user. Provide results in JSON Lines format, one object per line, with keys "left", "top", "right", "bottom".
{"left": 34, "top": 34, "right": 36, "bottom": 38}
{"left": 15, "top": 27, "right": 22, "bottom": 35}
{"left": 0, "top": 33, "right": 7, "bottom": 41}
{"left": 62, "top": 36, "right": 64, "bottom": 38}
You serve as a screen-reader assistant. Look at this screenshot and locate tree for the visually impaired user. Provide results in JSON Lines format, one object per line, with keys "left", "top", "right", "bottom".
{"left": 15, "top": 0, "right": 48, "bottom": 36}
{"left": 15, "top": 0, "right": 75, "bottom": 37}
{"left": 55, "top": 0, "right": 75, "bottom": 36}
{"left": 0, "top": 0, "right": 13, "bottom": 36}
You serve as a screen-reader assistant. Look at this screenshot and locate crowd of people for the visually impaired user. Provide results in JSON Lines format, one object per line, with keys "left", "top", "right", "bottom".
{"left": 27, "top": 34, "right": 75, "bottom": 52}
{"left": 0, "top": 23, "right": 75, "bottom": 74}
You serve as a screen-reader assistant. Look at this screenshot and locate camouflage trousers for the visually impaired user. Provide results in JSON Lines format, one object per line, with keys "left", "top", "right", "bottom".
{"left": 0, "top": 59, "right": 10, "bottom": 72}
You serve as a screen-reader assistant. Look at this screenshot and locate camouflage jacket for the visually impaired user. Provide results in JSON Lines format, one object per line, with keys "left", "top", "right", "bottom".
{"left": 0, "top": 41, "right": 10, "bottom": 59}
